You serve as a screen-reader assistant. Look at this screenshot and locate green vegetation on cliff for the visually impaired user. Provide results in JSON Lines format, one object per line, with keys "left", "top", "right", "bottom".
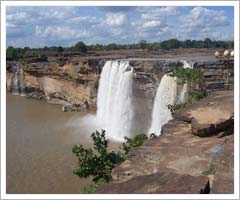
{"left": 168, "top": 67, "right": 204, "bottom": 85}
{"left": 167, "top": 67, "right": 206, "bottom": 112}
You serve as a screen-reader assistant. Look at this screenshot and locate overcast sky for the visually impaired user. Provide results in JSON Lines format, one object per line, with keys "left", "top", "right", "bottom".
{"left": 6, "top": 6, "right": 234, "bottom": 48}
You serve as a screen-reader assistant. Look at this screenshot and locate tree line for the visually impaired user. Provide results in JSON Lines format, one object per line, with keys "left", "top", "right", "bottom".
{"left": 7, "top": 38, "right": 234, "bottom": 60}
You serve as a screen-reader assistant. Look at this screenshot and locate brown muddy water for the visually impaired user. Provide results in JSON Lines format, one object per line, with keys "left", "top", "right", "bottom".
{"left": 6, "top": 94, "right": 120, "bottom": 194}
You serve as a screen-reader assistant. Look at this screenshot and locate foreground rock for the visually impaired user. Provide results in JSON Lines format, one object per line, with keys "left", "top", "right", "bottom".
{"left": 97, "top": 90, "right": 234, "bottom": 194}
{"left": 97, "top": 172, "right": 209, "bottom": 194}
{"left": 173, "top": 90, "right": 234, "bottom": 137}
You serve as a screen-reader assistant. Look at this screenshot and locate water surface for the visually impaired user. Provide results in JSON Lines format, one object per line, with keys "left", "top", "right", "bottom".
{"left": 6, "top": 94, "right": 118, "bottom": 194}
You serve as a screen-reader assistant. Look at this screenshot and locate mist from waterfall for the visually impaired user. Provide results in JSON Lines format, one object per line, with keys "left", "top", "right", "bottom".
{"left": 148, "top": 74, "right": 177, "bottom": 135}
{"left": 97, "top": 60, "right": 134, "bottom": 141}
{"left": 11, "top": 65, "right": 26, "bottom": 96}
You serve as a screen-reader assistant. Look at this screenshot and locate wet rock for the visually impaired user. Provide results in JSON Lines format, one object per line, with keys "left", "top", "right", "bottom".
{"left": 62, "top": 104, "right": 84, "bottom": 112}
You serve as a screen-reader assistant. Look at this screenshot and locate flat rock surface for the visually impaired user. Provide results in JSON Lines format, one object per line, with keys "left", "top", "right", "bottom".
{"left": 97, "top": 172, "right": 209, "bottom": 194}
{"left": 97, "top": 90, "right": 234, "bottom": 194}
{"left": 210, "top": 136, "right": 234, "bottom": 194}
{"left": 173, "top": 90, "right": 234, "bottom": 136}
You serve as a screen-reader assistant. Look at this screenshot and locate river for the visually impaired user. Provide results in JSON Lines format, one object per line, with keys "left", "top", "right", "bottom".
{"left": 6, "top": 94, "right": 118, "bottom": 194}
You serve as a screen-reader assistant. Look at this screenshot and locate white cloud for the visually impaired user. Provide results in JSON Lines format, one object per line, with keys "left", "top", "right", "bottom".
{"left": 35, "top": 25, "right": 90, "bottom": 40}
{"left": 6, "top": 6, "right": 233, "bottom": 47}
{"left": 181, "top": 7, "right": 229, "bottom": 28}
{"left": 35, "top": 25, "right": 42, "bottom": 35}
{"left": 106, "top": 13, "right": 127, "bottom": 26}
{"left": 178, "top": 7, "right": 231, "bottom": 40}
{"left": 142, "top": 20, "right": 162, "bottom": 28}
{"left": 140, "top": 6, "right": 179, "bottom": 20}
{"left": 68, "top": 16, "right": 100, "bottom": 24}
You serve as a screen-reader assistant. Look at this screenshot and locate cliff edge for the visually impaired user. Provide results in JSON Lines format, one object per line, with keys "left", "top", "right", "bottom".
{"left": 97, "top": 90, "right": 234, "bottom": 194}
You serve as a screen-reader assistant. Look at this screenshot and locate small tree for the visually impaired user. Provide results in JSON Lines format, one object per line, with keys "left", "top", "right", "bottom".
{"left": 72, "top": 131, "right": 157, "bottom": 184}
{"left": 72, "top": 130, "right": 125, "bottom": 183}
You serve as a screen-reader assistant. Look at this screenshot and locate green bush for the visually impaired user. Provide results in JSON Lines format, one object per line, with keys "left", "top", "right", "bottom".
{"left": 189, "top": 91, "right": 206, "bottom": 101}
{"left": 167, "top": 103, "right": 187, "bottom": 113}
{"left": 168, "top": 67, "right": 203, "bottom": 85}
{"left": 122, "top": 133, "right": 148, "bottom": 154}
{"left": 72, "top": 130, "right": 125, "bottom": 183}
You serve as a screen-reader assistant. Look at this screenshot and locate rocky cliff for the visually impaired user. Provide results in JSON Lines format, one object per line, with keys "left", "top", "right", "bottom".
{"left": 97, "top": 90, "right": 234, "bottom": 194}
{"left": 6, "top": 49, "right": 233, "bottom": 113}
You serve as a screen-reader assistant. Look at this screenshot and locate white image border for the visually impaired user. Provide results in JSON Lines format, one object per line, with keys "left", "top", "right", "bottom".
{"left": 1, "top": 1, "right": 239, "bottom": 199}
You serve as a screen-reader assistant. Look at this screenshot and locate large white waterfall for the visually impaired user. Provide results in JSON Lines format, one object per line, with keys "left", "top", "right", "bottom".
{"left": 97, "top": 60, "right": 134, "bottom": 141}
{"left": 148, "top": 74, "right": 177, "bottom": 135}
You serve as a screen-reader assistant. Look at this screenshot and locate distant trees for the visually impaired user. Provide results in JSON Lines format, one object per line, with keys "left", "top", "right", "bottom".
{"left": 138, "top": 40, "right": 148, "bottom": 50}
{"left": 57, "top": 46, "right": 64, "bottom": 53}
{"left": 6, "top": 38, "right": 234, "bottom": 61}
{"left": 86, "top": 38, "right": 233, "bottom": 51}
{"left": 160, "top": 39, "right": 181, "bottom": 49}
{"left": 6, "top": 46, "right": 26, "bottom": 60}
{"left": 71, "top": 41, "right": 88, "bottom": 53}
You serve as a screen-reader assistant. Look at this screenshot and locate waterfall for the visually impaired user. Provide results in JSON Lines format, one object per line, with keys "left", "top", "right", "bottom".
{"left": 148, "top": 60, "right": 194, "bottom": 135}
{"left": 11, "top": 65, "right": 26, "bottom": 96}
{"left": 148, "top": 74, "right": 177, "bottom": 135}
{"left": 97, "top": 60, "right": 134, "bottom": 141}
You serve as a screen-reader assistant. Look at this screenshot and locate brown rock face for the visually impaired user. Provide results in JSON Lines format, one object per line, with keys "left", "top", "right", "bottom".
{"left": 173, "top": 90, "right": 234, "bottom": 137}
{"left": 97, "top": 172, "right": 209, "bottom": 194}
{"left": 210, "top": 136, "right": 234, "bottom": 194}
{"left": 6, "top": 62, "right": 99, "bottom": 110}
{"left": 97, "top": 90, "right": 234, "bottom": 194}
{"left": 6, "top": 50, "right": 233, "bottom": 113}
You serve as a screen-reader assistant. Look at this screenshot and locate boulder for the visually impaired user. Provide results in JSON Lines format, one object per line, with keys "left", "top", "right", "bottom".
{"left": 173, "top": 90, "right": 234, "bottom": 137}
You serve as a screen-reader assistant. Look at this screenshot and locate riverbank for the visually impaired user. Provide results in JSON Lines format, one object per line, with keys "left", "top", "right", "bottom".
{"left": 97, "top": 90, "right": 234, "bottom": 194}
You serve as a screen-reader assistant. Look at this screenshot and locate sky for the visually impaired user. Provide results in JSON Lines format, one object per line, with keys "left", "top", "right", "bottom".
{"left": 6, "top": 6, "right": 234, "bottom": 48}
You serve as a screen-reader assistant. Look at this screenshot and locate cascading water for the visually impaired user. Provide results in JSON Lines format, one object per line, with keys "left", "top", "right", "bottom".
{"left": 97, "top": 60, "right": 134, "bottom": 141}
{"left": 148, "top": 60, "right": 194, "bottom": 136}
{"left": 148, "top": 74, "right": 177, "bottom": 135}
{"left": 11, "top": 64, "right": 26, "bottom": 96}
